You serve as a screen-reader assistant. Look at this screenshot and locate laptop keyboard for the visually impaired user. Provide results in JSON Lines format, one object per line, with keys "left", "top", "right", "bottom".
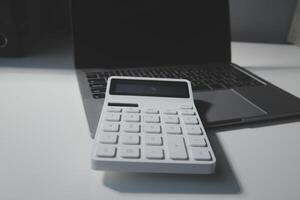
{"left": 85, "top": 65, "right": 264, "bottom": 99}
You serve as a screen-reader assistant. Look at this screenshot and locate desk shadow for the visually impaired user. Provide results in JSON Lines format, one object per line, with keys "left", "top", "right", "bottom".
{"left": 102, "top": 131, "right": 242, "bottom": 194}
{"left": 0, "top": 35, "right": 73, "bottom": 70}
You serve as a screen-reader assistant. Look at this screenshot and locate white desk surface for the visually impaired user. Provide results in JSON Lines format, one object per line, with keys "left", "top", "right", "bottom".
{"left": 1, "top": 39, "right": 300, "bottom": 200}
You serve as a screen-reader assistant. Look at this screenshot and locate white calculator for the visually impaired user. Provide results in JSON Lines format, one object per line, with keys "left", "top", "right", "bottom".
{"left": 91, "top": 77, "right": 216, "bottom": 174}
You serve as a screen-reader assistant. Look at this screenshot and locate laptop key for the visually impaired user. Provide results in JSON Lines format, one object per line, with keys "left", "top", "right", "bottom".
{"left": 88, "top": 79, "right": 101, "bottom": 84}
{"left": 91, "top": 87, "right": 106, "bottom": 93}
{"left": 93, "top": 93, "right": 105, "bottom": 99}
{"left": 86, "top": 73, "right": 98, "bottom": 79}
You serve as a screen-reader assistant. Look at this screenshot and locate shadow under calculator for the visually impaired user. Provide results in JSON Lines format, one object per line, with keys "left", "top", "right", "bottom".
{"left": 102, "top": 131, "right": 242, "bottom": 194}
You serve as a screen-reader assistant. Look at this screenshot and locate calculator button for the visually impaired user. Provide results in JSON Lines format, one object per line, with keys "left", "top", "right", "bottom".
{"left": 191, "top": 147, "right": 211, "bottom": 161}
{"left": 121, "top": 134, "right": 140, "bottom": 145}
{"left": 120, "top": 147, "right": 140, "bottom": 158}
{"left": 182, "top": 116, "right": 199, "bottom": 125}
{"left": 188, "top": 136, "right": 207, "bottom": 147}
{"left": 163, "top": 116, "right": 179, "bottom": 124}
{"left": 167, "top": 136, "right": 188, "bottom": 160}
{"left": 181, "top": 110, "right": 196, "bottom": 116}
{"left": 144, "top": 135, "right": 163, "bottom": 146}
{"left": 165, "top": 125, "right": 182, "bottom": 135}
{"left": 122, "top": 123, "right": 140, "bottom": 133}
{"left": 102, "top": 123, "right": 120, "bottom": 132}
{"left": 185, "top": 125, "right": 203, "bottom": 135}
{"left": 145, "top": 147, "right": 164, "bottom": 160}
{"left": 144, "top": 108, "right": 159, "bottom": 114}
{"left": 105, "top": 113, "right": 121, "bottom": 122}
{"left": 125, "top": 108, "right": 140, "bottom": 113}
{"left": 107, "top": 107, "right": 122, "bottom": 113}
{"left": 180, "top": 105, "right": 193, "bottom": 109}
{"left": 96, "top": 145, "right": 116, "bottom": 158}
{"left": 163, "top": 109, "right": 177, "bottom": 115}
{"left": 99, "top": 133, "right": 118, "bottom": 144}
{"left": 123, "top": 114, "right": 140, "bottom": 122}
{"left": 143, "top": 115, "right": 160, "bottom": 123}
{"left": 143, "top": 124, "right": 161, "bottom": 133}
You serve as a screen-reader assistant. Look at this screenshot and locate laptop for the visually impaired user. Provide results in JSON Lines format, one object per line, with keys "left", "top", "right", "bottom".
{"left": 71, "top": 0, "right": 300, "bottom": 138}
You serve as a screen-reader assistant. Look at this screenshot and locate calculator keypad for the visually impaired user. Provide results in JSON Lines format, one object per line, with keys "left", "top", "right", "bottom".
{"left": 123, "top": 114, "right": 140, "bottom": 122}
{"left": 102, "top": 123, "right": 119, "bottom": 132}
{"left": 105, "top": 113, "right": 121, "bottom": 122}
{"left": 122, "top": 123, "right": 140, "bottom": 133}
{"left": 145, "top": 147, "right": 164, "bottom": 160}
{"left": 121, "top": 134, "right": 140, "bottom": 145}
{"left": 120, "top": 146, "right": 140, "bottom": 159}
{"left": 125, "top": 108, "right": 140, "bottom": 113}
{"left": 164, "top": 124, "right": 182, "bottom": 135}
{"left": 99, "top": 133, "right": 118, "bottom": 144}
{"left": 167, "top": 136, "right": 188, "bottom": 160}
{"left": 143, "top": 124, "right": 161, "bottom": 133}
{"left": 185, "top": 125, "right": 203, "bottom": 135}
{"left": 96, "top": 145, "right": 116, "bottom": 158}
{"left": 163, "top": 116, "right": 179, "bottom": 124}
{"left": 144, "top": 135, "right": 163, "bottom": 146}
{"left": 143, "top": 115, "right": 160, "bottom": 123}
{"left": 107, "top": 108, "right": 122, "bottom": 113}
{"left": 96, "top": 105, "right": 212, "bottom": 162}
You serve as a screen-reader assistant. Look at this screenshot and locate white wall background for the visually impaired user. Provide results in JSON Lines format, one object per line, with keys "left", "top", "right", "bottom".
{"left": 230, "top": 0, "right": 298, "bottom": 43}
{"left": 289, "top": 0, "right": 300, "bottom": 46}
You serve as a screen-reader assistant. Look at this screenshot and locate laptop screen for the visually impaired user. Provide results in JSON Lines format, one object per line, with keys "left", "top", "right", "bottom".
{"left": 71, "top": 0, "right": 231, "bottom": 68}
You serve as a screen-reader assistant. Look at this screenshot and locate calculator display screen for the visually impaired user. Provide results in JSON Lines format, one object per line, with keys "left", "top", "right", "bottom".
{"left": 110, "top": 79, "right": 189, "bottom": 98}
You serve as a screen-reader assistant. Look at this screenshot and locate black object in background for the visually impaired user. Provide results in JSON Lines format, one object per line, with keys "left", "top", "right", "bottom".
{"left": 40, "top": 0, "right": 71, "bottom": 35}
{"left": 0, "top": 0, "right": 71, "bottom": 57}
{"left": 0, "top": 0, "right": 42, "bottom": 57}
{"left": 72, "top": 0, "right": 231, "bottom": 68}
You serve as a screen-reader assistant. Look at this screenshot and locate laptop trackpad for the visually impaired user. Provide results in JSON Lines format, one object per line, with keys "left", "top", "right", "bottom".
{"left": 194, "top": 89, "right": 267, "bottom": 124}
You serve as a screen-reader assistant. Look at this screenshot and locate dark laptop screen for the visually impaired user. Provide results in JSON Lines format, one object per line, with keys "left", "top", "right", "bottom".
{"left": 71, "top": 0, "right": 231, "bottom": 68}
